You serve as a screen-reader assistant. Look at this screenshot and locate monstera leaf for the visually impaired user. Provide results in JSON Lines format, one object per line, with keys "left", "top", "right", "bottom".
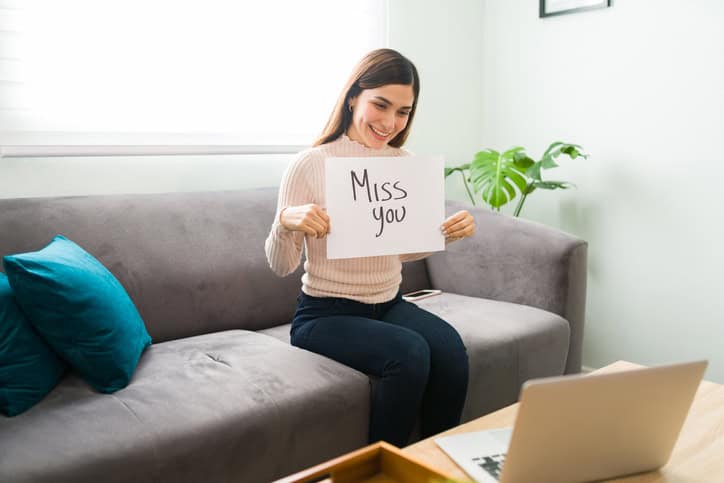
{"left": 467, "top": 147, "right": 533, "bottom": 209}
{"left": 445, "top": 141, "right": 587, "bottom": 216}
{"left": 526, "top": 142, "right": 586, "bottom": 182}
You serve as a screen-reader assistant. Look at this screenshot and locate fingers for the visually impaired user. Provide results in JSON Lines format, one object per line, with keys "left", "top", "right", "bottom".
{"left": 441, "top": 210, "right": 475, "bottom": 241}
{"left": 442, "top": 210, "right": 468, "bottom": 227}
{"left": 446, "top": 218, "right": 475, "bottom": 237}
{"left": 300, "top": 219, "right": 327, "bottom": 238}
{"left": 319, "top": 207, "right": 330, "bottom": 224}
{"left": 301, "top": 205, "right": 330, "bottom": 238}
{"left": 315, "top": 208, "right": 331, "bottom": 237}
{"left": 282, "top": 204, "right": 331, "bottom": 238}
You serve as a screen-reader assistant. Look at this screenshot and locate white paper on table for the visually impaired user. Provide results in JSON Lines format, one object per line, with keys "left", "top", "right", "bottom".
{"left": 325, "top": 155, "right": 445, "bottom": 259}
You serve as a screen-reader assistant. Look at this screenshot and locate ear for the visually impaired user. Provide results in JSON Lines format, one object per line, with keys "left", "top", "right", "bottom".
{"left": 347, "top": 96, "right": 358, "bottom": 112}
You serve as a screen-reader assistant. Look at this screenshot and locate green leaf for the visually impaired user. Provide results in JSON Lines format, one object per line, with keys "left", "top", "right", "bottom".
{"left": 482, "top": 182, "right": 494, "bottom": 206}
{"left": 507, "top": 168, "right": 528, "bottom": 192}
{"left": 540, "top": 154, "right": 559, "bottom": 169}
{"left": 542, "top": 141, "right": 565, "bottom": 157}
{"left": 502, "top": 146, "right": 525, "bottom": 158}
{"left": 526, "top": 162, "right": 542, "bottom": 181}
{"left": 473, "top": 149, "right": 500, "bottom": 163}
{"left": 444, "top": 163, "right": 471, "bottom": 178}
{"left": 560, "top": 144, "right": 588, "bottom": 159}
{"left": 513, "top": 153, "right": 535, "bottom": 171}
{"left": 467, "top": 146, "right": 530, "bottom": 209}
{"left": 533, "top": 180, "right": 576, "bottom": 190}
{"left": 501, "top": 179, "right": 516, "bottom": 200}
{"left": 488, "top": 179, "right": 513, "bottom": 208}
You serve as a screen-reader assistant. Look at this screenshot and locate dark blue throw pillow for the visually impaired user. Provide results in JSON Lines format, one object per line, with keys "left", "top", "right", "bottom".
{"left": 0, "top": 273, "right": 66, "bottom": 416}
{"left": 3, "top": 235, "right": 152, "bottom": 393}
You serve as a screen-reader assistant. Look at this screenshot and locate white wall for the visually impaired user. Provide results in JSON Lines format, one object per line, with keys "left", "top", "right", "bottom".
{"left": 387, "top": 0, "right": 485, "bottom": 172}
{"left": 3, "top": 1, "right": 718, "bottom": 382}
{"left": 478, "top": 0, "right": 724, "bottom": 382}
{"left": 0, "top": 154, "right": 290, "bottom": 198}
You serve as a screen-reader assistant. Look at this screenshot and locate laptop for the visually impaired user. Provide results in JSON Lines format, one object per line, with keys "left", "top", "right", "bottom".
{"left": 435, "top": 360, "right": 707, "bottom": 483}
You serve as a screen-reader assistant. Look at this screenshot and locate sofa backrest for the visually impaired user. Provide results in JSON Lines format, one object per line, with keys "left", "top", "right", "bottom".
{"left": 0, "top": 189, "right": 433, "bottom": 343}
{"left": 0, "top": 189, "right": 304, "bottom": 342}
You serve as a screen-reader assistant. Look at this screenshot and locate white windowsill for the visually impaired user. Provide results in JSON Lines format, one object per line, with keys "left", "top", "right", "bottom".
{"left": 0, "top": 145, "right": 307, "bottom": 158}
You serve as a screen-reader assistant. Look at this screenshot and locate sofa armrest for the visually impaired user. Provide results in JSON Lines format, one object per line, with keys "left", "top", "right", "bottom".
{"left": 426, "top": 200, "right": 588, "bottom": 374}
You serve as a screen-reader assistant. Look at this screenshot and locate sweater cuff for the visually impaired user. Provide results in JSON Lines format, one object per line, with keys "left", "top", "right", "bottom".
{"left": 274, "top": 207, "right": 291, "bottom": 234}
{"left": 273, "top": 220, "right": 290, "bottom": 235}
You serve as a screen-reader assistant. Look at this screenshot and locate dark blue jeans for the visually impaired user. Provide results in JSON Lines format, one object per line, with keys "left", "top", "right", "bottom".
{"left": 290, "top": 291, "right": 469, "bottom": 447}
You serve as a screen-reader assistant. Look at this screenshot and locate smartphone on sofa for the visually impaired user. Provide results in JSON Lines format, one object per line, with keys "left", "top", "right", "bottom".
{"left": 402, "top": 289, "right": 442, "bottom": 302}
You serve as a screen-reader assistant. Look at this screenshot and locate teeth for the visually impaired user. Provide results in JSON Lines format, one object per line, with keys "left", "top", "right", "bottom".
{"left": 370, "top": 126, "right": 391, "bottom": 137}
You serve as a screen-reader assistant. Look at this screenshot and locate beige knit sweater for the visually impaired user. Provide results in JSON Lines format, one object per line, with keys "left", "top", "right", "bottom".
{"left": 264, "top": 134, "right": 431, "bottom": 303}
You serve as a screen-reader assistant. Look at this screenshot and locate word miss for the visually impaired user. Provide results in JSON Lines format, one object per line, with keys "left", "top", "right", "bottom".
{"left": 350, "top": 169, "right": 408, "bottom": 238}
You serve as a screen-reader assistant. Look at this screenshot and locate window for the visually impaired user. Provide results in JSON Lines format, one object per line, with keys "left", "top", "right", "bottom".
{"left": 0, "top": 0, "right": 387, "bottom": 154}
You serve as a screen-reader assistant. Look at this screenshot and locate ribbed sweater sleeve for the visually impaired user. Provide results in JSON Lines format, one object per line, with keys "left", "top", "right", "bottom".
{"left": 264, "top": 151, "right": 315, "bottom": 277}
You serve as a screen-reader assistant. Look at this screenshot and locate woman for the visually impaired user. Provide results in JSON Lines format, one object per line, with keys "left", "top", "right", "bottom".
{"left": 265, "top": 48, "right": 475, "bottom": 447}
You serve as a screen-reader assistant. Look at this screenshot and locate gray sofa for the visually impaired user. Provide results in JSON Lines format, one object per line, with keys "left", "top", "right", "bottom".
{"left": 0, "top": 188, "right": 587, "bottom": 483}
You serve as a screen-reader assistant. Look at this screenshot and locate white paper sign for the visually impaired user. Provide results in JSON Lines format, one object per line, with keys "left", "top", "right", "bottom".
{"left": 325, "top": 155, "right": 445, "bottom": 259}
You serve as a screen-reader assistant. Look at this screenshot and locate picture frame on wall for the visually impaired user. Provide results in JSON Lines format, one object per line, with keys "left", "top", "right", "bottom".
{"left": 540, "top": 0, "right": 611, "bottom": 18}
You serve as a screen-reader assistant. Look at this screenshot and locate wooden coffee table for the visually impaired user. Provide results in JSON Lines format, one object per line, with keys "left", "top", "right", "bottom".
{"left": 403, "top": 360, "right": 724, "bottom": 482}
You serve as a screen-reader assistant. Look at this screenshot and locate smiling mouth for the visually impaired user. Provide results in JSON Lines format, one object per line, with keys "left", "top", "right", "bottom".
{"left": 369, "top": 125, "right": 392, "bottom": 139}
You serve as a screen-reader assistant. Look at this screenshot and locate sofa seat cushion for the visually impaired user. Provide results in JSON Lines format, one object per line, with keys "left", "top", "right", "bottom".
{"left": 414, "top": 292, "right": 570, "bottom": 421}
{"left": 261, "top": 292, "right": 569, "bottom": 423}
{"left": 259, "top": 324, "right": 292, "bottom": 343}
{"left": 0, "top": 330, "right": 370, "bottom": 483}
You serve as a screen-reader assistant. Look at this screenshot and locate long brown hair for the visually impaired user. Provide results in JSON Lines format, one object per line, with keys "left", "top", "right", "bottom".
{"left": 313, "top": 48, "right": 420, "bottom": 148}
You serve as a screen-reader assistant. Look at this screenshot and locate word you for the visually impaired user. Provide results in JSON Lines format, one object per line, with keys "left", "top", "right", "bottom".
{"left": 351, "top": 169, "right": 408, "bottom": 238}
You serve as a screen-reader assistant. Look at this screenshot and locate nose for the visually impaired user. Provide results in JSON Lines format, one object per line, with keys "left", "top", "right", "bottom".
{"left": 382, "top": 111, "right": 395, "bottom": 132}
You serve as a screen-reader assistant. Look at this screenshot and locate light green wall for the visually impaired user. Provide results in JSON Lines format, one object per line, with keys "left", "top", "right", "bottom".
{"left": 477, "top": 0, "right": 724, "bottom": 382}
{"left": 387, "top": 0, "right": 484, "bottom": 173}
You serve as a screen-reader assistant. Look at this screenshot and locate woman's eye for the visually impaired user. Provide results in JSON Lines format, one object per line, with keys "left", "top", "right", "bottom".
{"left": 398, "top": 111, "right": 411, "bottom": 117}
{"left": 374, "top": 103, "right": 386, "bottom": 110}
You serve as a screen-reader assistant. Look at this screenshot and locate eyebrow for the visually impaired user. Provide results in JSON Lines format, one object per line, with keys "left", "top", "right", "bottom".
{"left": 373, "top": 96, "right": 413, "bottom": 110}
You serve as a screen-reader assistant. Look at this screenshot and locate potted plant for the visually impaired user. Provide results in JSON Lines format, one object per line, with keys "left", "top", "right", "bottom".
{"left": 445, "top": 142, "right": 587, "bottom": 217}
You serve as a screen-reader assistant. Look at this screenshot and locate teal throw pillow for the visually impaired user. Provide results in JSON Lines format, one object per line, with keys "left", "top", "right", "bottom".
{"left": 0, "top": 273, "right": 66, "bottom": 416}
{"left": 3, "top": 235, "right": 152, "bottom": 393}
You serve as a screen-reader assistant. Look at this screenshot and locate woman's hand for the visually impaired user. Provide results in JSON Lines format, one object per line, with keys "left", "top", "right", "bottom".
{"left": 441, "top": 210, "right": 475, "bottom": 242}
{"left": 280, "top": 204, "right": 330, "bottom": 238}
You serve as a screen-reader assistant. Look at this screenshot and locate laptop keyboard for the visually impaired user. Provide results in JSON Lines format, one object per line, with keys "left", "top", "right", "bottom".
{"left": 473, "top": 452, "right": 506, "bottom": 480}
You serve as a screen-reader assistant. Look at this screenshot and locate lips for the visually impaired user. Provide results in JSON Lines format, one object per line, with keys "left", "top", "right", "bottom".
{"left": 369, "top": 125, "right": 392, "bottom": 140}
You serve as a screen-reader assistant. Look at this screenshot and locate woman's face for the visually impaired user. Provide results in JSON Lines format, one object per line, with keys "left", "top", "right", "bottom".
{"left": 347, "top": 84, "right": 414, "bottom": 149}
